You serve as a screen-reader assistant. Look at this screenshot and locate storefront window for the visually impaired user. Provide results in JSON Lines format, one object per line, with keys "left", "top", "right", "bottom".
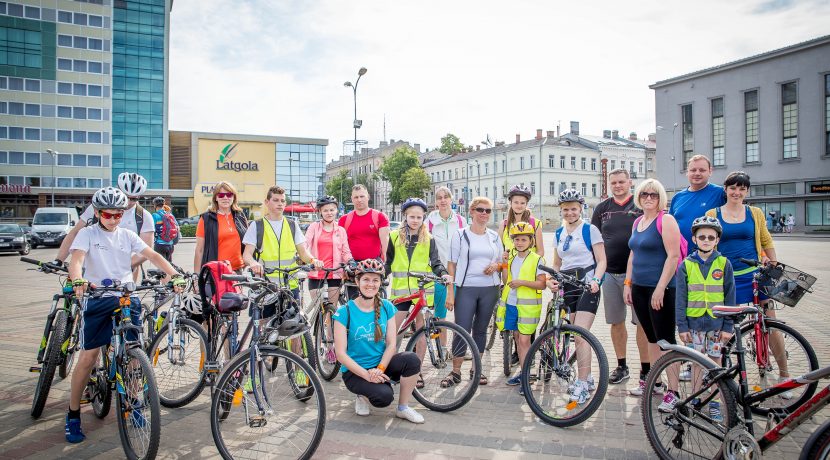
{"left": 806, "top": 200, "right": 830, "bottom": 226}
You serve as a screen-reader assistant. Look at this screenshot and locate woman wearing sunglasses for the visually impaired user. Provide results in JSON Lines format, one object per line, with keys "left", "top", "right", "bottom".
{"left": 194, "top": 181, "right": 248, "bottom": 273}
{"left": 623, "top": 178, "right": 682, "bottom": 401}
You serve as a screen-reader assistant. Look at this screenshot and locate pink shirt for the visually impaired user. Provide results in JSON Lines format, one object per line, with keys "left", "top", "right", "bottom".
{"left": 305, "top": 221, "right": 353, "bottom": 279}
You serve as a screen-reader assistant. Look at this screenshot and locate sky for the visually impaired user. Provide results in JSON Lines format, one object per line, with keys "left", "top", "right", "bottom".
{"left": 168, "top": 0, "right": 830, "bottom": 163}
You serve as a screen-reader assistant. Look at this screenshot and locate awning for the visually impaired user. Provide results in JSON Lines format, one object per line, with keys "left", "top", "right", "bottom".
{"left": 285, "top": 204, "right": 315, "bottom": 213}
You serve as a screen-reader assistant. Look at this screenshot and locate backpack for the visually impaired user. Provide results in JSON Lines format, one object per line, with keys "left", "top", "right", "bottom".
{"left": 555, "top": 221, "right": 593, "bottom": 253}
{"left": 197, "top": 260, "right": 240, "bottom": 315}
{"left": 428, "top": 212, "right": 465, "bottom": 233}
{"left": 633, "top": 210, "right": 688, "bottom": 269}
{"left": 158, "top": 211, "right": 179, "bottom": 243}
{"left": 343, "top": 209, "right": 380, "bottom": 232}
{"left": 254, "top": 217, "right": 297, "bottom": 261}
{"left": 134, "top": 203, "right": 145, "bottom": 234}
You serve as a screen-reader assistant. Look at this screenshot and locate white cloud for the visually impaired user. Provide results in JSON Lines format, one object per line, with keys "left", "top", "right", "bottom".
{"left": 169, "top": 0, "right": 830, "bottom": 162}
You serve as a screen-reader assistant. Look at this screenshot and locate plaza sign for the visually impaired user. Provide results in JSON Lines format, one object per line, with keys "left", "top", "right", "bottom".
{"left": 0, "top": 184, "right": 31, "bottom": 194}
{"left": 216, "top": 143, "right": 259, "bottom": 172}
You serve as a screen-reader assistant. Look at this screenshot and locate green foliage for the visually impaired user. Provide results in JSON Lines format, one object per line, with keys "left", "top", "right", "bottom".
{"left": 179, "top": 224, "right": 197, "bottom": 237}
{"left": 397, "top": 168, "right": 431, "bottom": 201}
{"left": 378, "top": 146, "right": 421, "bottom": 206}
{"left": 439, "top": 133, "right": 464, "bottom": 155}
{"left": 325, "top": 170, "right": 354, "bottom": 205}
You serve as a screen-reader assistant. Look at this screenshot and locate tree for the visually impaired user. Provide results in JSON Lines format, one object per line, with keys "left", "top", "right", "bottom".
{"left": 397, "top": 168, "right": 431, "bottom": 202}
{"left": 439, "top": 133, "right": 464, "bottom": 155}
{"left": 378, "top": 145, "right": 426, "bottom": 216}
{"left": 324, "top": 170, "right": 354, "bottom": 207}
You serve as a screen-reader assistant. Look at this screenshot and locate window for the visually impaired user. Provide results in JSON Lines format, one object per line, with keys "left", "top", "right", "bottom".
{"left": 73, "top": 36, "right": 87, "bottom": 49}
{"left": 520, "top": 157, "right": 525, "bottom": 169}
{"left": 559, "top": 182, "right": 566, "bottom": 193}
{"left": 530, "top": 182, "right": 536, "bottom": 194}
{"left": 25, "top": 6, "right": 40, "bottom": 19}
{"left": 592, "top": 183, "right": 597, "bottom": 197}
{"left": 88, "top": 178, "right": 102, "bottom": 188}
{"left": 88, "top": 85, "right": 102, "bottom": 97}
{"left": 58, "top": 11, "right": 73, "bottom": 23}
{"left": 73, "top": 178, "right": 87, "bottom": 188}
{"left": 73, "top": 107, "right": 87, "bottom": 119}
{"left": 89, "top": 15, "right": 104, "bottom": 27}
{"left": 745, "top": 90, "right": 760, "bottom": 163}
{"left": 8, "top": 77, "right": 23, "bottom": 90}
{"left": 484, "top": 187, "right": 488, "bottom": 197}
{"left": 57, "top": 82, "right": 72, "bottom": 94}
{"left": 620, "top": 160, "right": 626, "bottom": 171}
{"left": 74, "top": 12, "right": 87, "bottom": 26}
{"left": 610, "top": 160, "right": 616, "bottom": 170}
{"left": 639, "top": 162, "right": 643, "bottom": 173}
{"left": 581, "top": 157, "right": 586, "bottom": 170}
{"left": 73, "top": 60, "right": 87, "bottom": 72}
{"left": 530, "top": 155, "right": 535, "bottom": 169}
{"left": 571, "top": 182, "right": 577, "bottom": 190}
{"left": 73, "top": 83, "right": 87, "bottom": 96}
{"left": 711, "top": 98, "right": 725, "bottom": 166}
{"left": 807, "top": 200, "right": 830, "bottom": 226}
{"left": 550, "top": 182, "right": 556, "bottom": 195}
{"left": 501, "top": 159, "right": 505, "bottom": 172}
{"left": 549, "top": 155, "right": 555, "bottom": 168}
{"left": 25, "top": 176, "right": 40, "bottom": 187}
{"left": 57, "top": 58, "right": 72, "bottom": 71}
{"left": 570, "top": 156, "right": 576, "bottom": 169}
{"left": 560, "top": 156, "right": 565, "bottom": 168}
{"left": 8, "top": 102, "right": 23, "bottom": 115}
{"left": 88, "top": 62, "right": 102, "bottom": 74}
{"left": 581, "top": 183, "right": 587, "bottom": 196}
{"left": 782, "top": 82, "right": 798, "bottom": 159}
{"left": 0, "top": 151, "right": 6, "bottom": 163}
{"left": 57, "top": 177, "right": 72, "bottom": 188}
{"left": 9, "top": 151, "right": 23, "bottom": 164}
{"left": 88, "top": 132, "right": 102, "bottom": 143}
{"left": 57, "top": 106, "right": 72, "bottom": 118}
{"left": 591, "top": 158, "right": 597, "bottom": 171}
{"left": 73, "top": 154, "right": 87, "bottom": 167}
{"left": 24, "top": 128, "right": 39, "bottom": 140}
{"left": 682, "top": 104, "right": 694, "bottom": 163}
{"left": 25, "top": 152, "right": 39, "bottom": 164}
{"left": 647, "top": 158, "right": 653, "bottom": 171}
{"left": 57, "top": 154, "right": 72, "bottom": 166}
{"left": 58, "top": 35, "right": 73, "bottom": 47}
{"left": 57, "top": 130, "right": 71, "bottom": 142}
{"left": 8, "top": 127, "right": 23, "bottom": 139}
{"left": 23, "top": 104, "right": 38, "bottom": 116}
{"left": 73, "top": 131, "right": 86, "bottom": 143}
{"left": 484, "top": 163, "right": 489, "bottom": 175}
{"left": 89, "top": 38, "right": 103, "bottom": 50}
{"left": 88, "top": 155, "right": 102, "bottom": 167}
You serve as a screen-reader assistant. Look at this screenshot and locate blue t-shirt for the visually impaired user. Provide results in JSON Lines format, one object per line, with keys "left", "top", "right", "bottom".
{"left": 669, "top": 183, "right": 726, "bottom": 248}
{"left": 629, "top": 217, "right": 676, "bottom": 288}
{"left": 152, "top": 209, "right": 173, "bottom": 245}
{"left": 333, "top": 299, "right": 396, "bottom": 373}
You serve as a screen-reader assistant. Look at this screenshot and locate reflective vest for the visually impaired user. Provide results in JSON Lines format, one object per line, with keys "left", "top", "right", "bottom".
{"left": 496, "top": 252, "right": 543, "bottom": 334}
{"left": 685, "top": 256, "right": 727, "bottom": 318}
{"left": 260, "top": 218, "right": 299, "bottom": 289}
{"left": 501, "top": 217, "right": 541, "bottom": 254}
{"left": 389, "top": 229, "right": 435, "bottom": 305}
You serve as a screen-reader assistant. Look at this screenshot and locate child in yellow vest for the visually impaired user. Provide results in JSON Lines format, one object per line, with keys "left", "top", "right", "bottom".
{"left": 670, "top": 216, "right": 736, "bottom": 418}
{"left": 497, "top": 222, "right": 546, "bottom": 390}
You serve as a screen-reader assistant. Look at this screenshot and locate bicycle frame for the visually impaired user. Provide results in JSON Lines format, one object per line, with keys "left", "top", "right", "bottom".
{"left": 394, "top": 288, "right": 427, "bottom": 334}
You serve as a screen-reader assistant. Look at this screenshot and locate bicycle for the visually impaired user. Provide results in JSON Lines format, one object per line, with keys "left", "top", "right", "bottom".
{"left": 139, "top": 265, "right": 200, "bottom": 350}
{"left": 210, "top": 271, "right": 326, "bottom": 460}
{"left": 21, "top": 257, "right": 80, "bottom": 418}
{"left": 520, "top": 266, "right": 609, "bottom": 427}
{"left": 83, "top": 280, "right": 162, "bottom": 460}
{"left": 302, "top": 263, "right": 349, "bottom": 381}
{"left": 391, "top": 272, "right": 481, "bottom": 412}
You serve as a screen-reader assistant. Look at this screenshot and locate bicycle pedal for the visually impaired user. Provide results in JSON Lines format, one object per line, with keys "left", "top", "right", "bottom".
{"left": 204, "top": 362, "right": 222, "bottom": 373}
{"left": 79, "top": 399, "right": 90, "bottom": 404}
{"left": 29, "top": 366, "right": 42, "bottom": 373}
{"left": 248, "top": 415, "right": 267, "bottom": 428}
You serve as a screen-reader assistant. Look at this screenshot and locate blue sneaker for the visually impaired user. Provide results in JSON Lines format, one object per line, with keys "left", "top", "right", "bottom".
{"left": 506, "top": 375, "right": 522, "bottom": 386}
{"left": 65, "top": 415, "right": 85, "bottom": 443}
{"left": 131, "top": 402, "right": 146, "bottom": 428}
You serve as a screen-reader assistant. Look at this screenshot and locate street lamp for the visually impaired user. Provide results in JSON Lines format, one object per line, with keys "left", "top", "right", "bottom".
{"left": 657, "top": 123, "right": 679, "bottom": 196}
{"left": 45, "top": 149, "right": 57, "bottom": 206}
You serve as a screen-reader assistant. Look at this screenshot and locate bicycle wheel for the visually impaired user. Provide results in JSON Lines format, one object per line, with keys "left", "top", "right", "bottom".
{"left": 210, "top": 346, "right": 326, "bottom": 460}
{"left": 502, "top": 329, "right": 513, "bottom": 376}
{"left": 115, "top": 347, "right": 161, "bottom": 460}
{"left": 802, "top": 418, "right": 830, "bottom": 460}
{"left": 284, "top": 331, "right": 317, "bottom": 401}
{"left": 521, "top": 324, "right": 609, "bottom": 427}
{"left": 90, "top": 346, "right": 112, "bottom": 419}
{"left": 642, "top": 350, "right": 739, "bottom": 460}
{"left": 148, "top": 317, "right": 209, "bottom": 408}
{"left": 405, "top": 320, "right": 481, "bottom": 412}
{"left": 59, "top": 311, "right": 80, "bottom": 380}
{"left": 31, "top": 310, "right": 67, "bottom": 418}
{"left": 314, "top": 309, "right": 340, "bottom": 380}
{"left": 485, "top": 310, "right": 497, "bottom": 351}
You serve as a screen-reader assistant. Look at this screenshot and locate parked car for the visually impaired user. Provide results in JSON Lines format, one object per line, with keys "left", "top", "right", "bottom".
{"left": 30, "top": 207, "right": 79, "bottom": 248}
{"left": 0, "top": 223, "right": 30, "bottom": 255}
{"left": 177, "top": 216, "right": 199, "bottom": 226}
{"left": 20, "top": 225, "right": 32, "bottom": 237}
{"left": 388, "top": 221, "right": 402, "bottom": 230}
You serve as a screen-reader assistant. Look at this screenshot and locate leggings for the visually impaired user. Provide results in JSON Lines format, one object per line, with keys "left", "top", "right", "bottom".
{"left": 451, "top": 285, "right": 500, "bottom": 355}
{"left": 342, "top": 352, "right": 420, "bottom": 407}
{"left": 631, "top": 284, "right": 677, "bottom": 344}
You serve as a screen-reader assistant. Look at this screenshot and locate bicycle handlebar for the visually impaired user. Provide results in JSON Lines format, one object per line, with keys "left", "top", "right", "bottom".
{"left": 263, "top": 264, "right": 315, "bottom": 275}
{"left": 221, "top": 274, "right": 250, "bottom": 282}
{"left": 406, "top": 272, "right": 447, "bottom": 285}
{"left": 538, "top": 264, "right": 590, "bottom": 289}
{"left": 739, "top": 258, "right": 761, "bottom": 267}
{"left": 20, "top": 256, "right": 68, "bottom": 273}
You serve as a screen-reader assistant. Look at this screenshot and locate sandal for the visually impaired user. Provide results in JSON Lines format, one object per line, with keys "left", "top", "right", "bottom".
{"left": 416, "top": 374, "right": 425, "bottom": 389}
{"left": 470, "top": 369, "right": 488, "bottom": 385}
{"left": 441, "top": 371, "right": 461, "bottom": 388}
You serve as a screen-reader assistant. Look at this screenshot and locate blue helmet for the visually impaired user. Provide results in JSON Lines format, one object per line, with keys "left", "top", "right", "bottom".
{"left": 401, "top": 197, "right": 428, "bottom": 214}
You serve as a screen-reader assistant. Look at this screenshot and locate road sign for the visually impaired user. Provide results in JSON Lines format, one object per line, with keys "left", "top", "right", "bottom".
{"left": 451, "top": 203, "right": 457, "bottom": 210}
{"left": 458, "top": 198, "right": 465, "bottom": 205}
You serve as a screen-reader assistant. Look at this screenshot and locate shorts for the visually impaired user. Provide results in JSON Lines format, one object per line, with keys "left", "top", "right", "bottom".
{"left": 307, "top": 278, "right": 342, "bottom": 290}
{"left": 153, "top": 243, "right": 174, "bottom": 262}
{"left": 503, "top": 304, "right": 520, "bottom": 331}
{"left": 261, "top": 288, "right": 300, "bottom": 319}
{"left": 81, "top": 296, "right": 142, "bottom": 351}
{"left": 602, "top": 272, "right": 638, "bottom": 325}
{"left": 689, "top": 330, "right": 723, "bottom": 358}
{"left": 432, "top": 282, "right": 448, "bottom": 319}
{"left": 561, "top": 267, "right": 600, "bottom": 315}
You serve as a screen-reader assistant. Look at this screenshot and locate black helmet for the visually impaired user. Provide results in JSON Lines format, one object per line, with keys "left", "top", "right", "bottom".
{"left": 152, "top": 196, "right": 165, "bottom": 206}
{"left": 268, "top": 302, "right": 308, "bottom": 340}
{"left": 508, "top": 184, "right": 532, "bottom": 200}
{"left": 316, "top": 195, "right": 338, "bottom": 209}
{"left": 401, "top": 197, "right": 428, "bottom": 214}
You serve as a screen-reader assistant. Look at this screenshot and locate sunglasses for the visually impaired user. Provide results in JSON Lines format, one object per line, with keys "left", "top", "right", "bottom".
{"left": 695, "top": 234, "right": 718, "bottom": 242}
{"left": 216, "top": 192, "right": 234, "bottom": 199}
{"left": 563, "top": 234, "right": 573, "bottom": 251}
{"left": 100, "top": 210, "right": 124, "bottom": 220}
{"left": 128, "top": 197, "right": 139, "bottom": 202}
{"left": 640, "top": 192, "right": 660, "bottom": 200}
{"left": 474, "top": 207, "right": 492, "bottom": 214}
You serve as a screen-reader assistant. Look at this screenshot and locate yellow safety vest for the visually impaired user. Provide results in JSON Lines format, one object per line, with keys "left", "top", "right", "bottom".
{"left": 389, "top": 229, "right": 434, "bottom": 305}
{"left": 496, "top": 252, "right": 544, "bottom": 334}
{"left": 685, "top": 256, "right": 727, "bottom": 318}
{"left": 260, "top": 218, "right": 299, "bottom": 289}
{"left": 501, "top": 218, "right": 542, "bottom": 254}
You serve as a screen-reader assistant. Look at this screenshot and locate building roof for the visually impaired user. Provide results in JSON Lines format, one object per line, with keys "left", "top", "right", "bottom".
{"left": 650, "top": 34, "right": 830, "bottom": 89}
{"left": 423, "top": 136, "right": 596, "bottom": 168}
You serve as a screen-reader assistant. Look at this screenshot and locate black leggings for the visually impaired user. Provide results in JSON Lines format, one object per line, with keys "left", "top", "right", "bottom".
{"left": 631, "top": 284, "right": 676, "bottom": 344}
{"left": 342, "top": 352, "right": 420, "bottom": 407}
{"left": 452, "top": 285, "right": 500, "bottom": 354}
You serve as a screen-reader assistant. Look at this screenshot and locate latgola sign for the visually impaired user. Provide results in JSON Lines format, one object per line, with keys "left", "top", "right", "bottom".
{"left": 215, "top": 143, "right": 259, "bottom": 172}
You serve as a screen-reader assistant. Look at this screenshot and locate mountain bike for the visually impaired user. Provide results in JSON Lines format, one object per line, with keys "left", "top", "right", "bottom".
{"left": 83, "top": 280, "right": 162, "bottom": 460}
{"left": 21, "top": 257, "right": 79, "bottom": 418}
{"left": 302, "top": 263, "right": 348, "bottom": 381}
{"left": 520, "top": 266, "right": 609, "bottom": 427}
{"left": 210, "top": 271, "right": 325, "bottom": 460}
{"left": 392, "top": 272, "right": 481, "bottom": 412}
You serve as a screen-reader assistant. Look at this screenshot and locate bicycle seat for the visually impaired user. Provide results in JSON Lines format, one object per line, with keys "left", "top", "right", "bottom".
{"left": 147, "top": 269, "right": 165, "bottom": 279}
{"left": 712, "top": 305, "right": 758, "bottom": 318}
{"left": 218, "top": 292, "right": 247, "bottom": 313}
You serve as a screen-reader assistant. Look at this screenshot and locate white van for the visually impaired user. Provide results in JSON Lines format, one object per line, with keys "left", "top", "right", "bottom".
{"left": 31, "top": 207, "right": 80, "bottom": 248}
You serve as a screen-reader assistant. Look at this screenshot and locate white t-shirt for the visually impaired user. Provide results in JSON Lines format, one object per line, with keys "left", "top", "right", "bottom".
{"left": 449, "top": 228, "right": 502, "bottom": 287}
{"left": 555, "top": 222, "right": 603, "bottom": 272}
{"left": 242, "top": 218, "right": 306, "bottom": 248}
{"left": 426, "top": 210, "right": 466, "bottom": 266}
{"left": 70, "top": 225, "right": 148, "bottom": 290}
{"left": 507, "top": 254, "right": 546, "bottom": 306}
{"left": 80, "top": 203, "right": 154, "bottom": 235}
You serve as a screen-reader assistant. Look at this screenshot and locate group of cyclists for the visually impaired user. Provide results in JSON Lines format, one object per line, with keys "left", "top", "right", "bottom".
{"left": 30, "top": 152, "right": 803, "bottom": 458}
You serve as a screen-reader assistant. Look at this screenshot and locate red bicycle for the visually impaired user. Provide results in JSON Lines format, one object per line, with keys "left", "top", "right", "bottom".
{"left": 391, "top": 272, "right": 481, "bottom": 412}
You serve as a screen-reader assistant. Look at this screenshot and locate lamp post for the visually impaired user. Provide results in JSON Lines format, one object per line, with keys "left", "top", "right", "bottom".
{"left": 343, "top": 67, "right": 367, "bottom": 155}
{"left": 45, "top": 149, "right": 57, "bottom": 206}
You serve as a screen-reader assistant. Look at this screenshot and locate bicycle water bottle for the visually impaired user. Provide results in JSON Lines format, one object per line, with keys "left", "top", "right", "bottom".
{"left": 154, "top": 310, "right": 168, "bottom": 333}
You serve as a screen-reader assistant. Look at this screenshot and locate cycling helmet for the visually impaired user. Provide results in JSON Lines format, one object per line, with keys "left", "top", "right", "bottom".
{"left": 92, "top": 187, "right": 129, "bottom": 210}
{"left": 268, "top": 301, "right": 308, "bottom": 339}
{"left": 508, "top": 184, "right": 532, "bottom": 200}
{"left": 117, "top": 172, "right": 148, "bottom": 197}
{"left": 152, "top": 196, "right": 165, "bottom": 207}
{"left": 354, "top": 258, "right": 385, "bottom": 278}
{"left": 316, "top": 195, "right": 338, "bottom": 209}
{"left": 558, "top": 189, "right": 584, "bottom": 205}
{"left": 400, "top": 197, "right": 428, "bottom": 214}
{"left": 508, "top": 222, "right": 535, "bottom": 239}
{"left": 691, "top": 215, "right": 723, "bottom": 237}
{"left": 180, "top": 293, "right": 203, "bottom": 316}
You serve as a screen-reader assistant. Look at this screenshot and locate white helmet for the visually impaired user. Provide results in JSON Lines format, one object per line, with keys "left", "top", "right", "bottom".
{"left": 180, "top": 293, "right": 203, "bottom": 316}
{"left": 92, "top": 187, "right": 128, "bottom": 210}
{"left": 117, "top": 172, "right": 147, "bottom": 197}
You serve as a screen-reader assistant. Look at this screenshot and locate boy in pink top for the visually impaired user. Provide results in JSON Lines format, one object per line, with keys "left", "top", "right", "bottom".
{"left": 305, "top": 196, "right": 354, "bottom": 303}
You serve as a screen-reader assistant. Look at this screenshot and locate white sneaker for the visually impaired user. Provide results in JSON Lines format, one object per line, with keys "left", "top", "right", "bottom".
{"left": 630, "top": 379, "right": 665, "bottom": 397}
{"left": 570, "top": 380, "right": 591, "bottom": 404}
{"left": 395, "top": 406, "right": 424, "bottom": 424}
{"left": 778, "top": 377, "right": 794, "bottom": 400}
{"left": 567, "top": 375, "right": 596, "bottom": 394}
{"left": 679, "top": 369, "right": 692, "bottom": 382}
{"left": 658, "top": 392, "right": 679, "bottom": 413}
{"left": 354, "top": 395, "right": 370, "bottom": 416}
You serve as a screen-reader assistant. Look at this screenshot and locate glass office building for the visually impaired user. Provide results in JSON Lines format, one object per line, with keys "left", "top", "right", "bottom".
{"left": 276, "top": 142, "right": 326, "bottom": 203}
{"left": 112, "top": 0, "right": 168, "bottom": 189}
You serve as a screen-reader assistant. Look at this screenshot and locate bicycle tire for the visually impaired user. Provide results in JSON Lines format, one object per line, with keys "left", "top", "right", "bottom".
{"left": 642, "top": 350, "right": 739, "bottom": 460}
{"left": 521, "top": 324, "right": 609, "bottom": 427}
{"left": 285, "top": 331, "right": 317, "bottom": 401}
{"left": 59, "top": 311, "right": 80, "bottom": 380}
{"left": 31, "top": 309, "right": 67, "bottom": 418}
{"left": 148, "top": 318, "right": 209, "bottom": 408}
{"left": 729, "top": 320, "right": 819, "bottom": 415}
{"left": 485, "top": 310, "right": 497, "bottom": 351}
{"left": 314, "top": 309, "right": 340, "bottom": 380}
{"left": 405, "top": 320, "right": 481, "bottom": 412}
{"left": 210, "top": 346, "right": 326, "bottom": 460}
{"left": 115, "top": 347, "right": 161, "bottom": 460}
{"left": 502, "top": 329, "right": 513, "bottom": 377}
{"left": 90, "top": 346, "right": 112, "bottom": 419}
{"left": 801, "top": 418, "right": 830, "bottom": 460}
